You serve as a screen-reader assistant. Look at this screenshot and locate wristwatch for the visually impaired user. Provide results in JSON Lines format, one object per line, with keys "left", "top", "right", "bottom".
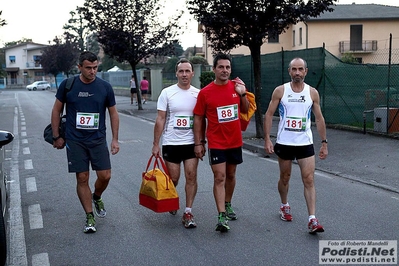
{"left": 52, "top": 135, "right": 61, "bottom": 141}
{"left": 321, "top": 139, "right": 328, "bottom": 143}
{"left": 240, "top": 92, "right": 247, "bottom": 97}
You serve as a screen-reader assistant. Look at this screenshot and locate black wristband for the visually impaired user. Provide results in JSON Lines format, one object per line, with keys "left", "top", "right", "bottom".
{"left": 201, "top": 140, "right": 207, "bottom": 144}
{"left": 240, "top": 92, "right": 247, "bottom": 97}
{"left": 52, "top": 135, "right": 61, "bottom": 141}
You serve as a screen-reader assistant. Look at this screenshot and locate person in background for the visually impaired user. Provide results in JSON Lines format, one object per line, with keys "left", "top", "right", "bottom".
{"left": 140, "top": 76, "right": 149, "bottom": 104}
{"left": 193, "top": 52, "right": 249, "bottom": 232}
{"left": 152, "top": 58, "right": 202, "bottom": 229}
{"left": 130, "top": 75, "right": 138, "bottom": 105}
{"left": 263, "top": 57, "right": 328, "bottom": 234}
{"left": 51, "top": 51, "right": 120, "bottom": 234}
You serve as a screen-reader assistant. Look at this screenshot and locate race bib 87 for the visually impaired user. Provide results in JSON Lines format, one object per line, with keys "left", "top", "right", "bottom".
{"left": 76, "top": 112, "right": 99, "bottom": 130}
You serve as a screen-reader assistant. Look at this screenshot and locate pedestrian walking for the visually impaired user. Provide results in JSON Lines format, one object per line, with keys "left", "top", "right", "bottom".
{"left": 51, "top": 51, "right": 120, "bottom": 233}
{"left": 263, "top": 57, "right": 328, "bottom": 234}
{"left": 193, "top": 52, "right": 249, "bottom": 232}
{"left": 130, "top": 75, "right": 138, "bottom": 105}
{"left": 140, "top": 76, "right": 149, "bottom": 104}
{"left": 152, "top": 59, "right": 201, "bottom": 228}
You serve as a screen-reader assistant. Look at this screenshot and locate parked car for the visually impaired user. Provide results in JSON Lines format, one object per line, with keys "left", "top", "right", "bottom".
{"left": 26, "top": 81, "right": 51, "bottom": 91}
{"left": 0, "top": 130, "right": 14, "bottom": 266}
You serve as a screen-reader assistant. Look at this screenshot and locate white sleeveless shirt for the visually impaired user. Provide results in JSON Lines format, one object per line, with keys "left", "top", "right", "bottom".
{"left": 276, "top": 82, "right": 313, "bottom": 146}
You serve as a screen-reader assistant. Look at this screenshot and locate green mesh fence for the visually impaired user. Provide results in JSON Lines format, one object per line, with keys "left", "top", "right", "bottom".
{"left": 231, "top": 45, "right": 399, "bottom": 133}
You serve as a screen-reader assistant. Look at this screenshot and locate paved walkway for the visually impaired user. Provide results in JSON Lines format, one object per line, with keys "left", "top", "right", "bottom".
{"left": 115, "top": 96, "right": 399, "bottom": 194}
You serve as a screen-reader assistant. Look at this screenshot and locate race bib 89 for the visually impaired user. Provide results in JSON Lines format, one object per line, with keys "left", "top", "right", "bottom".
{"left": 173, "top": 115, "right": 193, "bottom": 130}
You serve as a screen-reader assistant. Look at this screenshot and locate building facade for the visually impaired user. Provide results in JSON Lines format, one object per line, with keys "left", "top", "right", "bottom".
{"left": 3, "top": 42, "right": 50, "bottom": 87}
{"left": 202, "top": 4, "right": 399, "bottom": 65}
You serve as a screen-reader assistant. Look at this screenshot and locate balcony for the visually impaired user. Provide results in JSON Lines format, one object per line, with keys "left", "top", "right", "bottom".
{"left": 25, "top": 62, "right": 43, "bottom": 69}
{"left": 339, "top": 40, "right": 377, "bottom": 53}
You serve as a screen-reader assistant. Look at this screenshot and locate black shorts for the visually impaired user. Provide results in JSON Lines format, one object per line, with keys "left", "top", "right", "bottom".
{"left": 274, "top": 143, "right": 315, "bottom": 160}
{"left": 66, "top": 139, "right": 111, "bottom": 173}
{"left": 130, "top": 88, "right": 138, "bottom": 93}
{"left": 208, "top": 147, "right": 243, "bottom": 165}
{"left": 141, "top": 90, "right": 148, "bottom": 95}
{"left": 162, "top": 144, "right": 196, "bottom": 164}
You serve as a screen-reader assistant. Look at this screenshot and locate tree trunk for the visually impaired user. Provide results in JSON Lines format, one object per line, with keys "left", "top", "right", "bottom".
{"left": 249, "top": 44, "right": 264, "bottom": 138}
{"left": 131, "top": 64, "right": 143, "bottom": 110}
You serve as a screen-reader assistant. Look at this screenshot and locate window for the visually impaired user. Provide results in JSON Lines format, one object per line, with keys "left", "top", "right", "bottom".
{"left": 350, "top": 25, "right": 363, "bottom": 51}
{"left": 268, "top": 29, "right": 279, "bottom": 43}
{"left": 33, "top": 55, "right": 42, "bottom": 63}
{"left": 299, "top": 28, "right": 303, "bottom": 45}
{"left": 292, "top": 30, "right": 296, "bottom": 46}
{"left": 9, "top": 55, "right": 16, "bottom": 63}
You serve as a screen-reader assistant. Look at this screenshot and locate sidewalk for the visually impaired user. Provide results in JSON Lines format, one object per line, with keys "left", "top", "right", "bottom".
{"left": 116, "top": 96, "right": 399, "bottom": 194}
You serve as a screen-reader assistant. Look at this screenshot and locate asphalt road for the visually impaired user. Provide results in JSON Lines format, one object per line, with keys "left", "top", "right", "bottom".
{"left": 0, "top": 90, "right": 398, "bottom": 266}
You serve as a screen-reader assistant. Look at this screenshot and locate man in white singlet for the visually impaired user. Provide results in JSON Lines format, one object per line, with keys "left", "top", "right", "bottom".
{"left": 264, "top": 57, "right": 328, "bottom": 234}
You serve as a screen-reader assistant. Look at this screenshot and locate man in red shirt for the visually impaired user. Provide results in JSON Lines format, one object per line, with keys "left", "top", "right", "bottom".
{"left": 193, "top": 53, "right": 249, "bottom": 232}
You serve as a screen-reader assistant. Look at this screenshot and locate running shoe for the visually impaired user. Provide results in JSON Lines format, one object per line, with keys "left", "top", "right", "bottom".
{"left": 215, "top": 213, "right": 230, "bottom": 232}
{"left": 181, "top": 212, "right": 197, "bottom": 229}
{"left": 279, "top": 205, "right": 292, "bottom": 221}
{"left": 92, "top": 194, "right": 106, "bottom": 218}
{"left": 225, "top": 202, "right": 237, "bottom": 220}
{"left": 84, "top": 213, "right": 96, "bottom": 233}
{"left": 169, "top": 210, "right": 177, "bottom": 215}
{"left": 308, "top": 218, "right": 324, "bottom": 234}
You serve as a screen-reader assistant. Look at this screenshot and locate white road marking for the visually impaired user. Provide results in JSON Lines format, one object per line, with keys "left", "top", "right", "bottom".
{"left": 9, "top": 106, "right": 28, "bottom": 266}
{"left": 24, "top": 159, "right": 33, "bottom": 169}
{"left": 22, "top": 147, "right": 30, "bottom": 155}
{"left": 26, "top": 177, "right": 37, "bottom": 193}
{"left": 32, "top": 253, "right": 50, "bottom": 266}
{"left": 28, "top": 204, "right": 43, "bottom": 229}
{"left": 21, "top": 139, "right": 28, "bottom": 144}
{"left": 21, "top": 131, "right": 27, "bottom": 137}
{"left": 21, "top": 126, "right": 26, "bottom": 131}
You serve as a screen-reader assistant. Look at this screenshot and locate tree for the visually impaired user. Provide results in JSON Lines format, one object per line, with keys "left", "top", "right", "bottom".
{"left": 0, "top": 11, "right": 6, "bottom": 27}
{"left": 40, "top": 37, "right": 79, "bottom": 88}
{"left": 81, "top": 0, "right": 184, "bottom": 110}
{"left": 187, "top": 0, "right": 337, "bottom": 138}
{"left": 63, "top": 7, "right": 95, "bottom": 52}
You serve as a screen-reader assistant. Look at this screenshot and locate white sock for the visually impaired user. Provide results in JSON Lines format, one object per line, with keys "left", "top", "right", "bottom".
{"left": 281, "top": 202, "right": 289, "bottom": 208}
{"left": 185, "top": 207, "right": 192, "bottom": 214}
{"left": 309, "top": 215, "right": 316, "bottom": 222}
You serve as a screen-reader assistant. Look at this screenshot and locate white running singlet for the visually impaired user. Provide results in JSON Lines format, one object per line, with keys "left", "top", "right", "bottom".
{"left": 276, "top": 82, "right": 313, "bottom": 146}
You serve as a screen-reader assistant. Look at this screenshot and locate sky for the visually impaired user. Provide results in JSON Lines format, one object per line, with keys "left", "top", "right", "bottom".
{"left": 1, "top": 0, "right": 398, "bottom": 49}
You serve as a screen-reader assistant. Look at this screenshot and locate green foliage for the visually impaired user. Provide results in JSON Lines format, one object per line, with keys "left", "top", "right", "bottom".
{"left": 199, "top": 71, "right": 215, "bottom": 88}
{"left": 189, "top": 56, "right": 208, "bottom": 66}
{"left": 163, "top": 57, "right": 179, "bottom": 73}
{"left": 341, "top": 52, "right": 359, "bottom": 64}
{"left": 81, "top": 0, "right": 185, "bottom": 109}
{"left": 63, "top": 7, "right": 95, "bottom": 52}
{"left": 40, "top": 37, "right": 79, "bottom": 87}
{"left": 4, "top": 38, "right": 33, "bottom": 47}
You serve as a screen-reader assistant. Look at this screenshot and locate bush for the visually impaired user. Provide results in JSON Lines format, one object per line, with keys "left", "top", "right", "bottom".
{"left": 199, "top": 71, "right": 215, "bottom": 88}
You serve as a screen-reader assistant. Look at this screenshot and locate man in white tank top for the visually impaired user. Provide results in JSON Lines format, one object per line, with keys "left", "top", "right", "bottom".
{"left": 264, "top": 57, "right": 328, "bottom": 234}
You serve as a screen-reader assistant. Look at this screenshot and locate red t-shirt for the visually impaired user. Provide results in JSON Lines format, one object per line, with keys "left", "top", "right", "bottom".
{"left": 194, "top": 80, "right": 242, "bottom": 149}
